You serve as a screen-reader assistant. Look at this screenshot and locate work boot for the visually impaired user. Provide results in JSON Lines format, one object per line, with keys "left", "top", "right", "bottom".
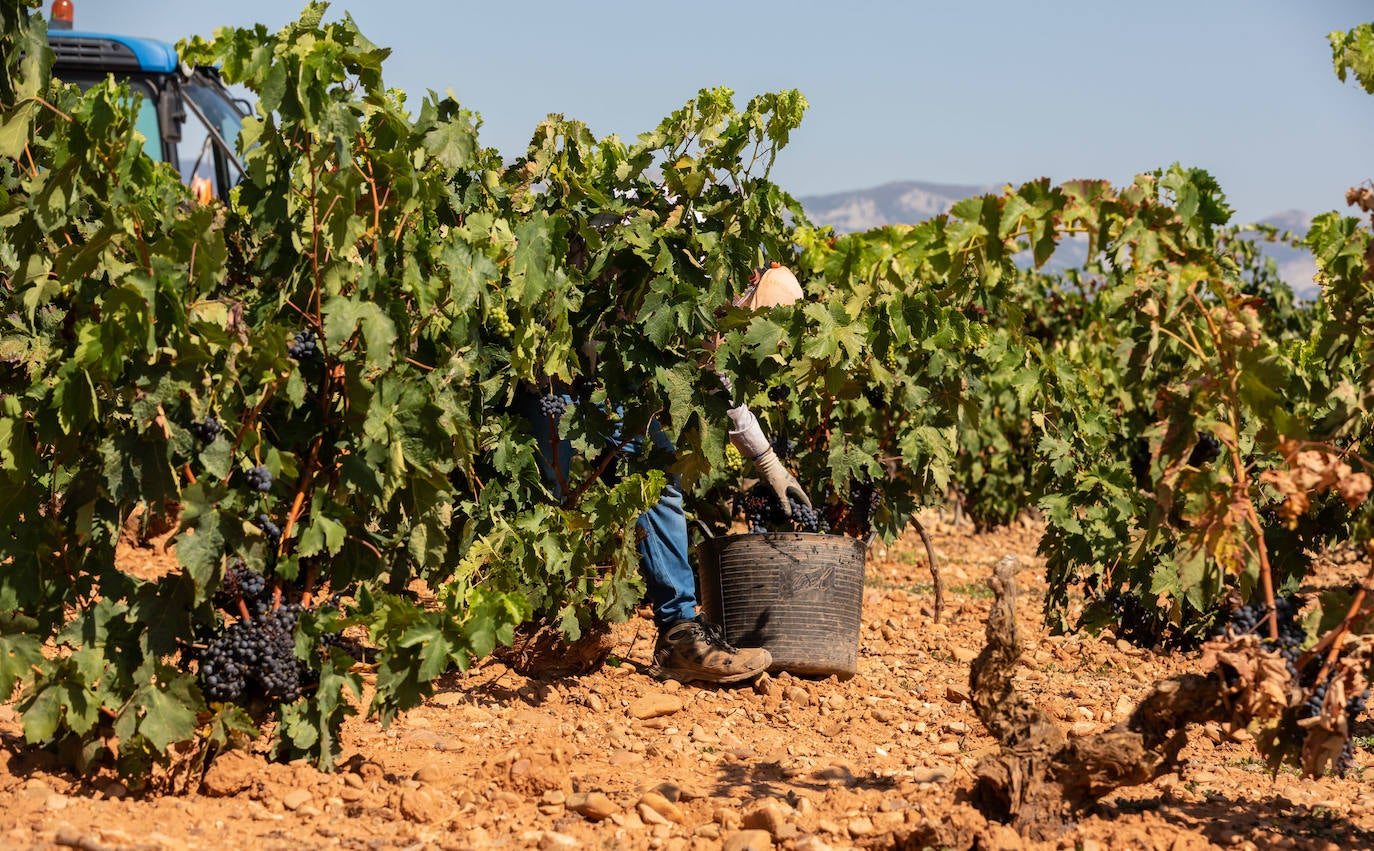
{"left": 650, "top": 616, "right": 771, "bottom": 684}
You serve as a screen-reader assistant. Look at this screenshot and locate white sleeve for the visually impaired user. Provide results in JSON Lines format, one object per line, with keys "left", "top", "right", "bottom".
{"left": 726, "top": 402, "right": 772, "bottom": 459}
{"left": 712, "top": 368, "right": 771, "bottom": 457}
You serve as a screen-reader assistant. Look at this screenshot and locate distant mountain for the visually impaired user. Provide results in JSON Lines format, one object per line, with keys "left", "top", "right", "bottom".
{"left": 1256, "top": 209, "right": 1311, "bottom": 234}
{"left": 798, "top": 180, "right": 997, "bottom": 234}
{"left": 1248, "top": 210, "right": 1318, "bottom": 299}
{"left": 798, "top": 181, "right": 1319, "bottom": 299}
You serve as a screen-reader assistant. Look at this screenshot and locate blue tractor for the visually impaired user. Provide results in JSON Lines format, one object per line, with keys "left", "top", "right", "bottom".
{"left": 46, "top": 0, "right": 246, "bottom": 200}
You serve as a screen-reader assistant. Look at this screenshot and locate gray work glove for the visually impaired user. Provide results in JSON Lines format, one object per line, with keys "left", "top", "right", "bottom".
{"left": 753, "top": 447, "right": 811, "bottom": 516}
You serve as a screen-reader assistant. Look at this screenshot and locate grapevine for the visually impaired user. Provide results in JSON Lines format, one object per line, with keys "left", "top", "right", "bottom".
{"left": 0, "top": 1, "right": 1367, "bottom": 791}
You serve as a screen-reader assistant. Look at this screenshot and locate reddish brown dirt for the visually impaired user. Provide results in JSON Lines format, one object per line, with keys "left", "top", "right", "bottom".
{"left": 3, "top": 517, "right": 1373, "bottom": 850}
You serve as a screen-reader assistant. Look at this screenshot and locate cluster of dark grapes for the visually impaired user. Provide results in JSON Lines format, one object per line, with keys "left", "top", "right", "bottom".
{"left": 767, "top": 385, "right": 790, "bottom": 403}
{"left": 1099, "top": 590, "right": 1197, "bottom": 651}
{"left": 848, "top": 479, "right": 883, "bottom": 533}
{"left": 314, "top": 600, "right": 369, "bottom": 661}
{"left": 243, "top": 465, "right": 272, "bottom": 492}
{"left": 737, "top": 483, "right": 830, "bottom": 534}
{"left": 200, "top": 563, "right": 307, "bottom": 702}
{"left": 259, "top": 603, "right": 304, "bottom": 699}
{"left": 256, "top": 513, "right": 282, "bottom": 547}
{"left": 287, "top": 329, "right": 318, "bottom": 360}
{"left": 190, "top": 415, "right": 222, "bottom": 444}
{"left": 1225, "top": 597, "right": 1374, "bottom": 774}
{"left": 215, "top": 560, "right": 269, "bottom": 616}
{"left": 321, "top": 626, "right": 346, "bottom": 650}
{"left": 1337, "top": 688, "right": 1370, "bottom": 775}
{"left": 1187, "top": 432, "right": 1221, "bottom": 467}
{"left": 1225, "top": 602, "right": 1265, "bottom": 634}
{"left": 538, "top": 394, "right": 569, "bottom": 419}
{"left": 199, "top": 624, "right": 248, "bottom": 701}
{"left": 789, "top": 497, "right": 830, "bottom": 534}
{"left": 199, "top": 614, "right": 303, "bottom": 703}
{"left": 1286, "top": 675, "right": 1371, "bottom": 776}
{"left": 1293, "top": 679, "right": 1334, "bottom": 764}
{"left": 739, "top": 482, "right": 784, "bottom": 533}
{"left": 1226, "top": 597, "right": 1303, "bottom": 639}
{"left": 771, "top": 436, "right": 795, "bottom": 459}
{"left": 734, "top": 472, "right": 890, "bottom": 536}
{"left": 1299, "top": 681, "right": 1329, "bottom": 722}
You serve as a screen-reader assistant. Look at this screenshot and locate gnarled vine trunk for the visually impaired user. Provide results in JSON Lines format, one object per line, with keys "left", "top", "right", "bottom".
{"left": 963, "top": 556, "right": 1234, "bottom": 840}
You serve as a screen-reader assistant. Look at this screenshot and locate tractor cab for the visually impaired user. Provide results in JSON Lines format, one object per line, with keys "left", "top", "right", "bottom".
{"left": 46, "top": 0, "right": 247, "bottom": 201}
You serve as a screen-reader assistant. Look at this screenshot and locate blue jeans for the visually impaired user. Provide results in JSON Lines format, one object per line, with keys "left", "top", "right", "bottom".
{"left": 513, "top": 391, "right": 697, "bottom": 628}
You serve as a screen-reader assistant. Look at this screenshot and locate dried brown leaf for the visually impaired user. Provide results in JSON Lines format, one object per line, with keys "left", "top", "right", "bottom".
{"left": 1280, "top": 492, "right": 1310, "bottom": 528}
{"left": 1337, "top": 472, "right": 1372, "bottom": 509}
{"left": 1199, "top": 636, "right": 1291, "bottom": 724}
{"left": 1347, "top": 185, "right": 1374, "bottom": 214}
{"left": 1259, "top": 468, "right": 1298, "bottom": 497}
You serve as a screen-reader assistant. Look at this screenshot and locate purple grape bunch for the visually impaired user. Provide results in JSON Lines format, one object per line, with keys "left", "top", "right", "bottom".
{"left": 244, "top": 465, "right": 272, "bottom": 493}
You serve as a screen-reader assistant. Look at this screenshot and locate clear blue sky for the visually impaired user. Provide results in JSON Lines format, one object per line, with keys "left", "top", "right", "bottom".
{"left": 59, "top": 0, "right": 1373, "bottom": 224}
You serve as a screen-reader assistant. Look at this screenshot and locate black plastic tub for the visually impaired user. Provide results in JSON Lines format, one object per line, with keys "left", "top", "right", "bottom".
{"left": 696, "top": 531, "right": 867, "bottom": 678}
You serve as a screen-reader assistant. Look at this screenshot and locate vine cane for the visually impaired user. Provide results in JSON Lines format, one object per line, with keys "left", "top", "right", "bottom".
{"left": 910, "top": 515, "right": 944, "bottom": 623}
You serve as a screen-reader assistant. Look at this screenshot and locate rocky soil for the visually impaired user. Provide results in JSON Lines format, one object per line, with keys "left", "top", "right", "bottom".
{"left": 3, "top": 517, "right": 1373, "bottom": 850}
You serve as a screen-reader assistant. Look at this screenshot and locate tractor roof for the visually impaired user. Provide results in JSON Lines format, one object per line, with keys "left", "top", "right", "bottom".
{"left": 49, "top": 31, "right": 179, "bottom": 75}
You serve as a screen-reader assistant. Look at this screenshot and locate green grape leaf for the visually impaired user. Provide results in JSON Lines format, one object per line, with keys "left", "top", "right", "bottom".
{"left": 127, "top": 671, "right": 200, "bottom": 752}
{"left": 424, "top": 114, "right": 478, "bottom": 172}
{"left": 322, "top": 296, "right": 397, "bottom": 369}
{"left": 0, "top": 632, "right": 43, "bottom": 702}
{"left": 298, "top": 513, "right": 345, "bottom": 558}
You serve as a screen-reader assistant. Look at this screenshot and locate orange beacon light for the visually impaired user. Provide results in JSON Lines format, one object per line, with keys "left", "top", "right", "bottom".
{"left": 50, "top": 1, "right": 74, "bottom": 30}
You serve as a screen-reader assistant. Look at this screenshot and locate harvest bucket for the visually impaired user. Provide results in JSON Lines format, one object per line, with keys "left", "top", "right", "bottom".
{"left": 695, "top": 529, "right": 867, "bottom": 678}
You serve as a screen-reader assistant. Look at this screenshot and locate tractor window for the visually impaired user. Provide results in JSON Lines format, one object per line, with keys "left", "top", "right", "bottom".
{"left": 177, "top": 107, "right": 216, "bottom": 191}
{"left": 132, "top": 95, "right": 159, "bottom": 154}
{"left": 184, "top": 79, "right": 243, "bottom": 147}
{"left": 181, "top": 77, "right": 246, "bottom": 200}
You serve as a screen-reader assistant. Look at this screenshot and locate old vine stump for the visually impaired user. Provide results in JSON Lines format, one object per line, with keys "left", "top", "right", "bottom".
{"left": 965, "top": 555, "right": 1235, "bottom": 841}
